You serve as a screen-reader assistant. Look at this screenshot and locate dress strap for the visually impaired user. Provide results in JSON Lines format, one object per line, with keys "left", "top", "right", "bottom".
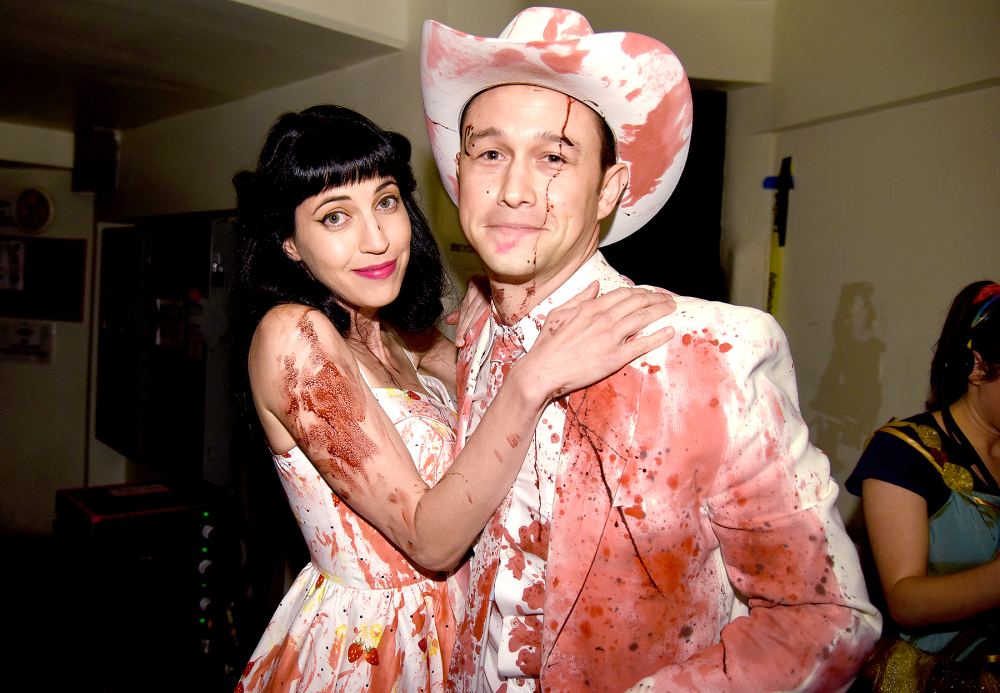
{"left": 941, "top": 407, "right": 1000, "bottom": 495}
{"left": 877, "top": 421, "right": 974, "bottom": 494}
{"left": 877, "top": 425, "right": 945, "bottom": 473}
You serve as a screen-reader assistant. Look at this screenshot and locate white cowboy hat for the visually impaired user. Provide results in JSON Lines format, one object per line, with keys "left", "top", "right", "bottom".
{"left": 420, "top": 6, "right": 693, "bottom": 245}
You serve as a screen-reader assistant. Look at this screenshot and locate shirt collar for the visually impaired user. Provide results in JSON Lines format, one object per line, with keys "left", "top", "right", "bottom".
{"left": 489, "top": 251, "right": 621, "bottom": 351}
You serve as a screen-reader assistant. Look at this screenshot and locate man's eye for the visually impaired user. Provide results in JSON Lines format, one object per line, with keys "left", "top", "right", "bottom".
{"left": 545, "top": 154, "right": 566, "bottom": 165}
{"left": 481, "top": 150, "right": 501, "bottom": 161}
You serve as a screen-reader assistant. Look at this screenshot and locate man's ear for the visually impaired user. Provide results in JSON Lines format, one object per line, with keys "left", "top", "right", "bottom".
{"left": 282, "top": 237, "right": 302, "bottom": 262}
{"left": 597, "top": 162, "right": 629, "bottom": 221}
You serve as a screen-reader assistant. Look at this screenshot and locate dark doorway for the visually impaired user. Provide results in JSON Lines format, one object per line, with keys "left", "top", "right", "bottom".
{"left": 602, "top": 89, "right": 727, "bottom": 302}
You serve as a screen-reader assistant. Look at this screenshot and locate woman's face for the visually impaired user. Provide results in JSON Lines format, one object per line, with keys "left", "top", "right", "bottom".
{"left": 970, "top": 356, "right": 1000, "bottom": 433}
{"left": 284, "top": 176, "right": 411, "bottom": 312}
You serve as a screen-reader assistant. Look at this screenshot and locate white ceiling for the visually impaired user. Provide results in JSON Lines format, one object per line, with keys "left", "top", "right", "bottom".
{"left": 0, "top": 0, "right": 398, "bottom": 132}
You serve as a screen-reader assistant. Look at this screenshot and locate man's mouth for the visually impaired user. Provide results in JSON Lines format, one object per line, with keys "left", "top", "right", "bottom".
{"left": 485, "top": 224, "right": 543, "bottom": 252}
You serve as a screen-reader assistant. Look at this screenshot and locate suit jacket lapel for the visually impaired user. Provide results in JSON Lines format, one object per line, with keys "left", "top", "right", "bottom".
{"left": 542, "top": 369, "right": 639, "bottom": 663}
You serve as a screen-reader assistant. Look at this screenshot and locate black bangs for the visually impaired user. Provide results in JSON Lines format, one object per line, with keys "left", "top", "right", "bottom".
{"left": 254, "top": 106, "right": 416, "bottom": 218}
{"left": 281, "top": 120, "right": 414, "bottom": 199}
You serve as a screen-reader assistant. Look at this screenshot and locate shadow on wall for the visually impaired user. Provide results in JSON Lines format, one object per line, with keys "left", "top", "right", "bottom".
{"left": 810, "top": 281, "right": 886, "bottom": 478}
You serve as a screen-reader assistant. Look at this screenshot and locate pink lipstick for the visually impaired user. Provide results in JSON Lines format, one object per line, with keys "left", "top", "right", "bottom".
{"left": 353, "top": 260, "right": 397, "bottom": 280}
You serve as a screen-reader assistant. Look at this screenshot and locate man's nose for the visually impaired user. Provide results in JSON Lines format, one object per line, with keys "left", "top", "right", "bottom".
{"left": 498, "top": 159, "right": 536, "bottom": 208}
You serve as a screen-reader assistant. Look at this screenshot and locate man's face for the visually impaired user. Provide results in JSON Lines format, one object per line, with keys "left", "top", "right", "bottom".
{"left": 457, "top": 84, "right": 626, "bottom": 288}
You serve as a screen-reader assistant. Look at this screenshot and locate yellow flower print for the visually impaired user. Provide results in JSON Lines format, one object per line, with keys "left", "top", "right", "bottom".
{"left": 332, "top": 624, "right": 347, "bottom": 659}
{"left": 355, "top": 622, "right": 384, "bottom": 648}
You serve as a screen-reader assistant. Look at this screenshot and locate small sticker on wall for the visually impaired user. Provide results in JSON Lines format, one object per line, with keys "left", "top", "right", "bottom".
{"left": 0, "top": 320, "right": 53, "bottom": 363}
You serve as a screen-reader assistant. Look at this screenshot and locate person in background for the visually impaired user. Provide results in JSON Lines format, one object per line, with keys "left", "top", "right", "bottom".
{"left": 421, "top": 7, "right": 880, "bottom": 691}
{"left": 848, "top": 280, "right": 1000, "bottom": 691}
{"left": 230, "top": 104, "right": 675, "bottom": 692}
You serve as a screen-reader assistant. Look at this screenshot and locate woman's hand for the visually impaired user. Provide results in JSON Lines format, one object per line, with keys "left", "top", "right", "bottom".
{"left": 513, "top": 282, "right": 676, "bottom": 402}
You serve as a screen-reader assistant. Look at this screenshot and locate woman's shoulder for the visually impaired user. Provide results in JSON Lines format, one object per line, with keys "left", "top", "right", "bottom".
{"left": 257, "top": 302, "right": 324, "bottom": 332}
{"left": 862, "top": 411, "right": 938, "bottom": 457}
{"left": 250, "top": 304, "right": 356, "bottom": 377}
{"left": 846, "top": 410, "right": 948, "bottom": 506}
{"left": 254, "top": 304, "right": 342, "bottom": 348}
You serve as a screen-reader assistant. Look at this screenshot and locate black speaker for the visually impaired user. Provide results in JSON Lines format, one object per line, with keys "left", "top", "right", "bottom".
{"left": 72, "top": 125, "right": 120, "bottom": 193}
{"left": 55, "top": 482, "right": 245, "bottom": 691}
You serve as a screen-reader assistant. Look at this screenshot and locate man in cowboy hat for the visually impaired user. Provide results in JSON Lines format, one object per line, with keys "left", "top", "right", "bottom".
{"left": 422, "top": 7, "right": 880, "bottom": 691}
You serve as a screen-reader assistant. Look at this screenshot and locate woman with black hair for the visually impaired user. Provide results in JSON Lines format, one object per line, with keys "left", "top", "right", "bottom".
{"left": 231, "top": 105, "right": 675, "bottom": 692}
{"left": 848, "top": 280, "right": 1000, "bottom": 691}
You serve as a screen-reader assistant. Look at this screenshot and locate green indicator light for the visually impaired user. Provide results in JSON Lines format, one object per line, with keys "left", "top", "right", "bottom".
{"left": 201, "top": 546, "right": 209, "bottom": 553}
{"left": 199, "top": 617, "right": 206, "bottom": 625}
{"left": 202, "top": 511, "right": 210, "bottom": 518}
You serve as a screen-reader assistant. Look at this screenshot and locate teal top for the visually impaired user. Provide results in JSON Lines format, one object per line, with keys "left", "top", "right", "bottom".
{"left": 920, "top": 478, "right": 999, "bottom": 654}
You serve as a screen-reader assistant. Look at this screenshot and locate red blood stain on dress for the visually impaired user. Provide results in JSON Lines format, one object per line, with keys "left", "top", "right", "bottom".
{"left": 283, "top": 314, "right": 376, "bottom": 495}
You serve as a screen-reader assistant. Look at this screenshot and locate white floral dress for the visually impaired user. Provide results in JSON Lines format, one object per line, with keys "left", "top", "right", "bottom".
{"left": 237, "top": 371, "right": 464, "bottom": 693}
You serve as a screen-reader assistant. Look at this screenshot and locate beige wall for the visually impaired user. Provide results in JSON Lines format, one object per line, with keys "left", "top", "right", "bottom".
{"left": 780, "top": 86, "right": 1000, "bottom": 500}
{"left": 0, "top": 168, "right": 126, "bottom": 535}
{"left": 722, "top": 0, "right": 1000, "bottom": 521}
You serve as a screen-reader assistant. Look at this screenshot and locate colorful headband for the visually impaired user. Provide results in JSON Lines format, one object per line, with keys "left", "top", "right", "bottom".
{"left": 970, "top": 283, "right": 1000, "bottom": 331}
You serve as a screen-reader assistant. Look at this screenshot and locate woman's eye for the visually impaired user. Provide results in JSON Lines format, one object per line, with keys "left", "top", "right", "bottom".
{"left": 377, "top": 195, "right": 399, "bottom": 211}
{"left": 322, "top": 211, "right": 346, "bottom": 226}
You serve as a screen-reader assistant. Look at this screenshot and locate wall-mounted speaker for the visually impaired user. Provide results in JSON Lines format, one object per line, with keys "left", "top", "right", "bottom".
{"left": 72, "top": 125, "right": 120, "bottom": 194}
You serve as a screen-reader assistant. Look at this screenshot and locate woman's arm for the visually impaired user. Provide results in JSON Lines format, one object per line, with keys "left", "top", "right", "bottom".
{"left": 252, "top": 286, "right": 675, "bottom": 572}
{"left": 863, "top": 477, "right": 1000, "bottom": 627}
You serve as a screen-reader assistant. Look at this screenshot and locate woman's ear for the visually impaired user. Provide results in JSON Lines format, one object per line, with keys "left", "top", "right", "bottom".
{"left": 282, "top": 237, "right": 302, "bottom": 262}
{"left": 969, "top": 350, "right": 987, "bottom": 384}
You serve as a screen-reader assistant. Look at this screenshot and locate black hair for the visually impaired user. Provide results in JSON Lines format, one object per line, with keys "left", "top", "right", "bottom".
{"left": 596, "top": 114, "right": 617, "bottom": 174}
{"left": 926, "top": 279, "right": 1000, "bottom": 410}
{"left": 230, "top": 106, "right": 448, "bottom": 442}
{"left": 233, "top": 104, "right": 445, "bottom": 338}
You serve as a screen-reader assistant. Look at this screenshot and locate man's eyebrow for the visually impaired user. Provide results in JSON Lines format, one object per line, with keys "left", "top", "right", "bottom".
{"left": 466, "top": 127, "right": 575, "bottom": 148}
{"left": 466, "top": 126, "right": 503, "bottom": 147}
{"left": 539, "top": 131, "right": 576, "bottom": 148}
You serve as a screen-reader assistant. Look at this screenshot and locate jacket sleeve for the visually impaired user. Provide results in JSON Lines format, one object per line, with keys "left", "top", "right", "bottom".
{"left": 631, "top": 309, "right": 881, "bottom": 692}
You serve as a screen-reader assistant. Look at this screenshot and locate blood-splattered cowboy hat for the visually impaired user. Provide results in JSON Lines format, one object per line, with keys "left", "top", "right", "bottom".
{"left": 420, "top": 6, "right": 693, "bottom": 245}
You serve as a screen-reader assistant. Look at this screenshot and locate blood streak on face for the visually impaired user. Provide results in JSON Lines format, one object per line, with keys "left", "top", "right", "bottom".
{"left": 283, "top": 313, "right": 377, "bottom": 494}
{"left": 536, "top": 97, "right": 572, "bottom": 231}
